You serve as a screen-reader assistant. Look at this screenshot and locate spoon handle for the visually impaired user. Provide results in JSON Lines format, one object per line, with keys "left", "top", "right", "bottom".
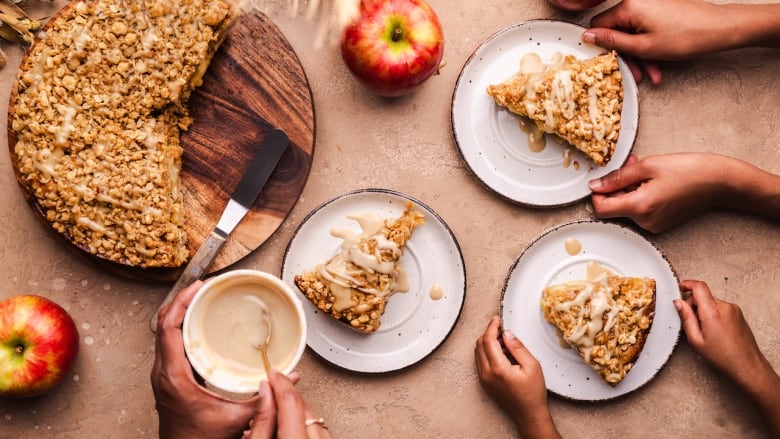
{"left": 261, "top": 346, "right": 271, "bottom": 372}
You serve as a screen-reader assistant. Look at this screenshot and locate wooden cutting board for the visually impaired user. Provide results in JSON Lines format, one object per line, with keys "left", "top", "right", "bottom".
{"left": 9, "top": 11, "right": 315, "bottom": 282}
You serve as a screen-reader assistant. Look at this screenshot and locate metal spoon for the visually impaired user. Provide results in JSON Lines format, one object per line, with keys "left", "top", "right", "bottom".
{"left": 244, "top": 297, "right": 272, "bottom": 373}
{"left": 257, "top": 319, "right": 272, "bottom": 373}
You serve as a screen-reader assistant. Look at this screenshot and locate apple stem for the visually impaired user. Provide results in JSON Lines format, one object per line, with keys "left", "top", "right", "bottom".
{"left": 392, "top": 27, "right": 402, "bottom": 42}
{"left": 15, "top": 345, "right": 23, "bottom": 354}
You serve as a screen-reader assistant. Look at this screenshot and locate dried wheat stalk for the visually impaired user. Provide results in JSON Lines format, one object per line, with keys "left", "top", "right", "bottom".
{"left": 241, "top": 0, "right": 360, "bottom": 47}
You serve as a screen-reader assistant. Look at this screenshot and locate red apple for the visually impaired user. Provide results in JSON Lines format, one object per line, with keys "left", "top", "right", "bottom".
{"left": 546, "top": 0, "right": 607, "bottom": 11}
{"left": 341, "top": 0, "right": 444, "bottom": 97}
{"left": 0, "top": 295, "right": 79, "bottom": 398}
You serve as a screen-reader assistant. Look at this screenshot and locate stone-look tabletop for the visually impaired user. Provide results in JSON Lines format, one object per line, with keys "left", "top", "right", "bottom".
{"left": 1, "top": 1, "right": 778, "bottom": 438}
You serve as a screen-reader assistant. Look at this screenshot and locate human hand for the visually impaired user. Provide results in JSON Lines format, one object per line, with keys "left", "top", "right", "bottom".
{"left": 582, "top": 0, "right": 732, "bottom": 85}
{"left": 475, "top": 316, "right": 561, "bottom": 439}
{"left": 674, "top": 280, "right": 771, "bottom": 386}
{"left": 676, "top": 280, "right": 780, "bottom": 435}
{"left": 589, "top": 153, "right": 728, "bottom": 233}
{"left": 589, "top": 152, "right": 780, "bottom": 233}
{"left": 151, "top": 280, "right": 261, "bottom": 439}
{"left": 674, "top": 279, "right": 780, "bottom": 433}
{"left": 243, "top": 369, "right": 332, "bottom": 439}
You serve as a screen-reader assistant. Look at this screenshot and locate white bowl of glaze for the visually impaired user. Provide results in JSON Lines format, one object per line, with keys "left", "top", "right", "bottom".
{"left": 183, "top": 270, "right": 307, "bottom": 396}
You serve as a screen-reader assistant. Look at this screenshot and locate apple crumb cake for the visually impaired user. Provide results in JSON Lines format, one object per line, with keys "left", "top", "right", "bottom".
{"left": 541, "top": 275, "right": 656, "bottom": 385}
{"left": 9, "top": 0, "right": 237, "bottom": 268}
{"left": 487, "top": 51, "right": 623, "bottom": 166}
{"left": 294, "top": 202, "right": 425, "bottom": 333}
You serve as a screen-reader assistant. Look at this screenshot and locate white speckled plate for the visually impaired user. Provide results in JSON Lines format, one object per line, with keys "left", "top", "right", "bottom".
{"left": 451, "top": 19, "right": 639, "bottom": 207}
{"left": 500, "top": 220, "right": 680, "bottom": 401}
{"left": 281, "top": 189, "right": 466, "bottom": 373}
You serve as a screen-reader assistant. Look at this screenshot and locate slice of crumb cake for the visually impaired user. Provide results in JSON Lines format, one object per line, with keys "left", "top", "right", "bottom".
{"left": 541, "top": 275, "right": 656, "bottom": 385}
{"left": 294, "top": 202, "right": 425, "bottom": 333}
{"left": 487, "top": 51, "right": 623, "bottom": 166}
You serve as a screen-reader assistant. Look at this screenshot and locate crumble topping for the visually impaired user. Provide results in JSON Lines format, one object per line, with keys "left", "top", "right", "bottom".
{"left": 294, "top": 202, "right": 425, "bottom": 333}
{"left": 10, "top": 0, "right": 236, "bottom": 267}
{"left": 487, "top": 51, "right": 623, "bottom": 166}
{"left": 541, "top": 274, "right": 655, "bottom": 385}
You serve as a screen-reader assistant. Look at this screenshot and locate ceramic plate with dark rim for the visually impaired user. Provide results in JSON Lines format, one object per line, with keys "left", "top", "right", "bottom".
{"left": 451, "top": 19, "right": 639, "bottom": 207}
{"left": 281, "top": 189, "right": 466, "bottom": 373}
{"left": 500, "top": 220, "right": 680, "bottom": 401}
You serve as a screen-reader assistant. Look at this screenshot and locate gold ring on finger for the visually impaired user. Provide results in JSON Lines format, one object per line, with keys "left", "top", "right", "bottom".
{"left": 304, "top": 417, "right": 328, "bottom": 430}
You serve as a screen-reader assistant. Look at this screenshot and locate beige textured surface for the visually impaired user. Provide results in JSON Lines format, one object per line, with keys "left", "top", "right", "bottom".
{"left": 1, "top": 1, "right": 778, "bottom": 438}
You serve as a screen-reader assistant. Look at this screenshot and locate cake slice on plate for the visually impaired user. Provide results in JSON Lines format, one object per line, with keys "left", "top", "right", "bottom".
{"left": 294, "top": 202, "right": 424, "bottom": 333}
{"left": 540, "top": 274, "right": 656, "bottom": 385}
{"left": 487, "top": 51, "right": 623, "bottom": 166}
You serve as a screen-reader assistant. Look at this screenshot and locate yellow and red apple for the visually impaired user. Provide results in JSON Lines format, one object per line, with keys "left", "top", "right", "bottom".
{"left": 341, "top": 0, "right": 444, "bottom": 97}
{"left": 0, "top": 295, "right": 79, "bottom": 398}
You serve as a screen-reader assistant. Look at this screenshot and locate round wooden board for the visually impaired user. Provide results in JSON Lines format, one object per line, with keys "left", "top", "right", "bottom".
{"left": 8, "top": 11, "right": 315, "bottom": 282}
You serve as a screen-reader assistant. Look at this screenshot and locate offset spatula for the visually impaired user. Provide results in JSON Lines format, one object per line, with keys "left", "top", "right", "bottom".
{"left": 150, "top": 128, "right": 289, "bottom": 332}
